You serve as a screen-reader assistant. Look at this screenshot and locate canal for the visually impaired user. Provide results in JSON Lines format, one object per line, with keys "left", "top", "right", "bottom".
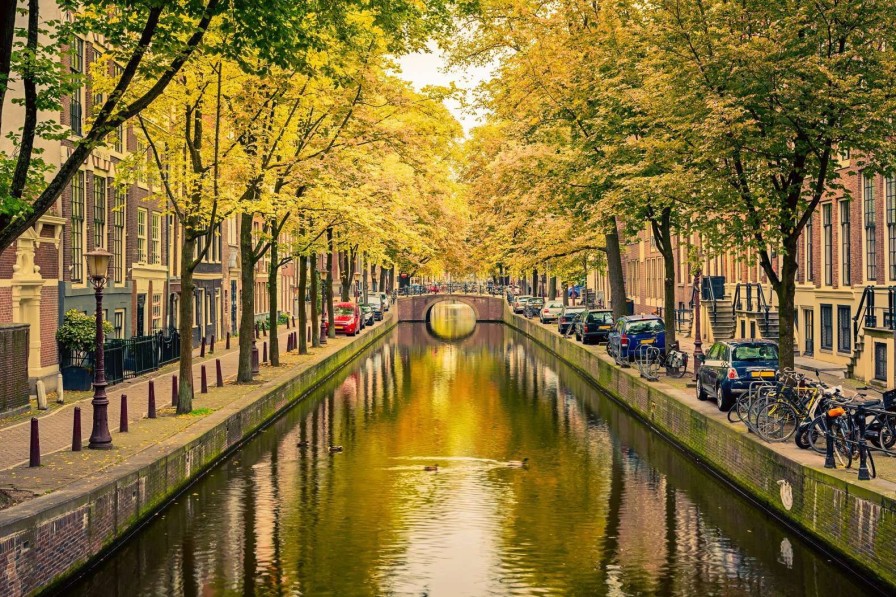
{"left": 66, "top": 304, "right": 876, "bottom": 596}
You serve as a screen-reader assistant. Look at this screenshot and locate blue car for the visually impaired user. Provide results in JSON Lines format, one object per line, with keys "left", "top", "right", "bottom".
{"left": 696, "top": 340, "right": 779, "bottom": 411}
{"left": 607, "top": 315, "right": 666, "bottom": 361}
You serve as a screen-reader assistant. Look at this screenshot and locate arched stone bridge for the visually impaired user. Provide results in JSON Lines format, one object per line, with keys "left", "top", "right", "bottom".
{"left": 396, "top": 294, "right": 506, "bottom": 322}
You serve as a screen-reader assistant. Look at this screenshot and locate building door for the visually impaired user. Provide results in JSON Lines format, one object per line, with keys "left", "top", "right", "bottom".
{"left": 804, "top": 310, "right": 814, "bottom": 355}
{"left": 137, "top": 294, "right": 146, "bottom": 337}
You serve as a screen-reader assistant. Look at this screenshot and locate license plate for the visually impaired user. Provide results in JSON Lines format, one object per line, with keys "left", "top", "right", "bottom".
{"left": 641, "top": 338, "right": 654, "bottom": 344}
{"left": 599, "top": 325, "right": 610, "bottom": 330}
{"left": 751, "top": 371, "right": 775, "bottom": 378}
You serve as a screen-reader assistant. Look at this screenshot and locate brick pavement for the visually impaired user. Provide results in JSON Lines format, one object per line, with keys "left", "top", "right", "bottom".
{"left": 0, "top": 324, "right": 299, "bottom": 471}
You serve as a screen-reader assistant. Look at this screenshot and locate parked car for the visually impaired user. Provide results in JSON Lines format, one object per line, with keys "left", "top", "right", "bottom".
{"left": 368, "top": 297, "right": 385, "bottom": 320}
{"left": 359, "top": 304, "right": 376, "bottom": 327}
{"left": 540, "top": 300, "right": 564, "bottom": 324}
{"left": 379, "top": 292, "right": 391, "bottom": 311}
{"left": 574, "top": 309, "right": 614, "bottom": 344}
{"left": 333, "top": 302, "right": 362, "bottom": 336}
{"left": 513, "top": 295, "right": 533, "bottom": 314}
{"left": 696, "top": 340, "right": 779, "bottom": 411}
{"left": 525, "top": 297, "right": 545, "bottom": 318}
{"left": 607, "top": 315, "right": 666, "bottom": 361}
{"left": 558, "top": 306, "right": 587, "bottom": 334}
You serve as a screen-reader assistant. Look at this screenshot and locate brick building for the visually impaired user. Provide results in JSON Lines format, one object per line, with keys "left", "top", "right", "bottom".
{"left": 591, "top": 157, "right": 896, "bottom": 386}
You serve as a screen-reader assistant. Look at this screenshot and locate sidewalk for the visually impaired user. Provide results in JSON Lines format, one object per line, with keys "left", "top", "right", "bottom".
{"left": 528, "top": 316, "right": 896, "bottom": 486}
{"left": 0, "top": 322, "right": 349, "bottom": 505}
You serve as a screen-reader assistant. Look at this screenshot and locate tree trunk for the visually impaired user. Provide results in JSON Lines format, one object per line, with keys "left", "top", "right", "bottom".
{"left": 652, "top": 208, "right": 677, "bottom": 352}
{"left": 549, "top": 276, "right": 557, "bottom": 300}
{"left": 340, "top": 251, "right": 350, "bottom": 301}
{"left": 310, "top": 254, "right": 320, "bottom": 349}
{"left": 237, "top": 214, "right": 255, "bottom": 382}
{"left": 775, "top": 252, "right": 798, "bottom": 371}
{"left": 267, "top": 235, "right": 280, "bottom": 367}
{"left": 605, "top": 216, "right": 627, "bottom": 321}
{"left": 326, "top": 228, "right": 335, "bottom": 338}
{"left": 298, "top": 254, "right": 308, "bottom": 354}
{"left": 379, "top": 266, "right": 387, "bottom": 293}
{"left": 562, "top": 283, "right": 568, "bottom": 306}
{"left": 532, "top": 268, "right": 538, "bottom": 297}
{"left": 177, "top": 236, "right": 195, "bottom": 413}
{"left": 0, "top": 0, "right": 17, "bottom": 128}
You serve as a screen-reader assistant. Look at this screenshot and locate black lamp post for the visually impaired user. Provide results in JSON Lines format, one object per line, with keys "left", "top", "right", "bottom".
{"left": 318, "top": 257, "right": 328, "bottom": 345}
{"left": 86, "top": 248, "right": 113, "bottom": 450}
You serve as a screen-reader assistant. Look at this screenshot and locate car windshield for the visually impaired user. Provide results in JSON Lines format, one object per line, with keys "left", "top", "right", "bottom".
{"left": 360, "top": 305, "right": 372, "bottom": 312}
{"left": 336, "top": 307, "right": 354, "bottom": 316}
{"left": 626, "top": 319, "right": 664, "bottom": 334}
{"left": 733, "top": 344, "right": 778, "bottom": 361}
{"left": 588, "top": 311, "right": 613, "bottom": 323}
{"left": 564, "top": 307, "right": 586, "bottom": 314}
{"left": 546, "top": 302, "right": 563, "bottom": 309}
{"left": 530, "top": 299, "right": 544, "bottom": 306}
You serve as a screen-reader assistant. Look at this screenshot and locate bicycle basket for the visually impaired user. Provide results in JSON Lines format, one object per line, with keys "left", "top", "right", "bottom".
{"left": 883, "top": 389, "right": 896, "bottom": 411}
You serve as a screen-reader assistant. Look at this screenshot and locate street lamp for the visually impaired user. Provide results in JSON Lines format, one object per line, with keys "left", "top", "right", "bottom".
{"left": 85, "top": 248, "right": 113, "bottom": 450}
{"left": 318, "top": 256, "right": 328, "bottom": 345}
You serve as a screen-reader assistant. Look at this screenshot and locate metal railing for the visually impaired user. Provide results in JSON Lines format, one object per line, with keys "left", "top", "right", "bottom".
{"left": 853, "top": 286, "right": 896, "bottom": 345}
{"left": 733, "top": 282, "right": 775, "bottom": 329}
{"left": 60, "top": 330, "right": 181, "bottom": 387}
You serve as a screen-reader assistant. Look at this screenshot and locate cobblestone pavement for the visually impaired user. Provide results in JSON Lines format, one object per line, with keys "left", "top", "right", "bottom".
{"left": 524, "top": 313, "right": 896, "bottom": 488}
{"left": 0, "top": 323, "right": 335, "bottom": 474}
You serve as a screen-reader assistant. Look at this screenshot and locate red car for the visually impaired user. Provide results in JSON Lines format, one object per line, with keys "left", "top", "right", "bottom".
{"left": 333, "top": 302, "right": 362, "bottom": 336}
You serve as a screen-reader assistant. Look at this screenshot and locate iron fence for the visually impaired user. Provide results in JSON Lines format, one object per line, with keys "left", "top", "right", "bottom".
{"left": 59, "top": 331, "right": 181, "bottom": 389}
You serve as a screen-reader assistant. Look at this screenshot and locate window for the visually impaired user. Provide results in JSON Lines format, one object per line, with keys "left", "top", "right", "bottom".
{"left": 151, "top": 212, "right": 161, "bottom": 264}
{"left": 70, "top": 39, "right": 84, "bottom": 136}
{"left": 152, "top": 293, "right": 162, "bottom": 331}
{"left": 820, "top": 304, "right": 833, "bottom": 350}
{"left": 114, "top": 310, "right": 125, "bottom": 339}
{"left": 804, "top": 310, "right": 814, "bottom": 356}
{"left": 823, "top": 204, "right": 832, "bottom": 285}
{"left": 137, "top": 208, "right": 147, "bottom": 263}
{"left": 71, "top": 171, "right": 85, "bottom": 282}
{"left": 804, "top": 213, "right": 813, "bottom": 282}
{"left": 875, "top": 342, "right": 888, "bottom": 382}
{"left": 865, "top": 173, "right": 876, "bottom": 280}
{"left": 887, "top": 177, "right": 896, "bottom": 280}
{"left": 837, "top": 305, "right": 851, "bottom": 352}
{"left": 93, "top": 175, "right": 106, "bottom": 248}
{"left": 732, "top": 344, "right": 778, "bottom": 361}
{"left": 114, "top": 123, "right": 124, "bottom": 153}
{"left": 840, "top": 200, "right": 851, "bottom": 285}
{"left": 111, "top": 188, "right": 124, "bottom": 283}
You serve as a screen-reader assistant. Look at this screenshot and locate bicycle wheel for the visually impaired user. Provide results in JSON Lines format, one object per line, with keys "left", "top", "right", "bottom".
{"left": 755, "top": 401, "right": 799, "bottom": 442}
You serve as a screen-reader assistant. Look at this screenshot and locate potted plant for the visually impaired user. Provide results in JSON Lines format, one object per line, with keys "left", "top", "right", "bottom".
{"left": 57, "top": 309, "right": 114, "bottom": 391}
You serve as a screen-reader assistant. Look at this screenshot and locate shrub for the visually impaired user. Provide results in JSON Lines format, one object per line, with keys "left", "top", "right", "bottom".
{"left": 56, "top": 309, "right": 115, "bottom": 352}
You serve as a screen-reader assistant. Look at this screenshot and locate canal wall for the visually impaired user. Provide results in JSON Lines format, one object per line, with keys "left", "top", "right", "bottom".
{"left": 502, "top": 308, "right": 896, "bottom": 589}
{"left": 0, "top": 316, "right": 397, "bottom": 597}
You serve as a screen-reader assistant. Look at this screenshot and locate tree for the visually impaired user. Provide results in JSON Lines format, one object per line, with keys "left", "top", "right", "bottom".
{"left": 641, "top": 0, "right": 896, "bottom": 367}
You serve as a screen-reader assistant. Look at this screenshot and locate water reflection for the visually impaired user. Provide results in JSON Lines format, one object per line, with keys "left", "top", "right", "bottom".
{"left": 427, "top": 300, "right": 477, "bottom": 340}
{"left": 64, "top": 324, "right": 877, "bottom": 597}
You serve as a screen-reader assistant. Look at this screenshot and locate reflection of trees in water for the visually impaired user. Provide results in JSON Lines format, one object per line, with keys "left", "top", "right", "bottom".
{"left": 66, "top": 327, "right": 872, "bottom": 597}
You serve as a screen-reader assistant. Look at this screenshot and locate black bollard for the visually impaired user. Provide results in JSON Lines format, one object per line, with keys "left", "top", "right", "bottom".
{"left": 72, "top": 407, "right": 82, "bottom": 452}
{"left": 308, "top": 328, "right": 311, "bottom": 343}
{"left": 120, "top": 394, "right": 129, "bottom": 432}
{"left": 286, "top": 317, "right": 290, "bottom": 329}
{"left": 201, "top": 365, "right": 208, "bottom": 394}
{"left": 200, "top": 336, "right": 206, "bottom": 358}
{"left": 148, "top": 380, "right": 157, "bottom": 419}
{"left": 216, "top": 358, "right": 223, "bottom": 387}
{"left": 210, "top": 335, "right": 215, "bottom": 354}
{"left": 172, "top": 375, "right": 178, "bottom": 407}
{"left": 226, "top": 331, "right": 231, "bottom": 350}
{"left": 824, "top": 413, "right": 836, "bottom": 469}
{"left": 856, "top": 407, "right": 871, "bottom": 481}
{"left": 263, "top": 322, "right": 267, "bottom": 337}
{"left": 255, "top": 322, "right": 259, "bottom": 339}
{"left": 292, "top": 316, "right": 296, "bottom": 328}
{"left": 29, "top": 418, "right": 40, "bottom": 467}
{"left": 263, "top": 341, "right": 268, "bottom": 364}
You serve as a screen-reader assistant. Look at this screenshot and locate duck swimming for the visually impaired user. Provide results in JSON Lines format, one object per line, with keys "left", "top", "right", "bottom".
{"left": 506, "top": 458, "right": 529, "bottom": 468}
{"left": 329, "top": 445, "right": 344, "bottom": 453}
{"left": 423, "top": 465, "right": 439, "bottom": 472}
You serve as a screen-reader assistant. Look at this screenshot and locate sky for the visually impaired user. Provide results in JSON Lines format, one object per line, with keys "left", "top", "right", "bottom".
{"left": 395, "top": 44, "right": 494, "bottom": 135}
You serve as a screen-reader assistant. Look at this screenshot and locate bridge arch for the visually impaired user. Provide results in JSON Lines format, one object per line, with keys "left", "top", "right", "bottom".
{"left": 396, "top": 294, "right": 505, "bottom": 322}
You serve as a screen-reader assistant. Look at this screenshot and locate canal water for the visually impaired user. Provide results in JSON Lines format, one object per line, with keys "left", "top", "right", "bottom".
{"left": 66, "top": 303, "right": 877, "bottom": 596}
